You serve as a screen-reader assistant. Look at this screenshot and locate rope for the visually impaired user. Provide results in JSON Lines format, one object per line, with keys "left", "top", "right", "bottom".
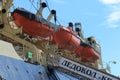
{"left": 45, "top": 0, "right": 62, "bottom": 25}
{"left": 45, "top": 0, "right": 51, "bottom": 12}
{"left": 29, "top": 0, "right": 39, "bottom": 12}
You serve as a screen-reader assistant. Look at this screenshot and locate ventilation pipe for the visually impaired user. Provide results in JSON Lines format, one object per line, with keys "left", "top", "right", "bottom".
{"left": 36, "top": 2, "right": 47, "bottom": 16}
{"left": 47, "top": 10, "right": 56, "bottom": 21}
{"left": 75, "top": 22, "right": 83, "bottom": 37}
{"left": 68, "top": 22, "right": 73, "bottom": 30}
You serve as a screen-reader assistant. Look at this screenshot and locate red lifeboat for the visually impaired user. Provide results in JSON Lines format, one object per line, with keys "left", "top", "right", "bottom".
{"left": 52, "top": 26, "right": 100, "bottom": 62}
{"left": 81, "top": 46, "right": 100, "bottom": 63}
{"left": 81, "top": 37, "right": 101, "bottom": 63}
{"left": 73, "top": 46, "right": 83, "bottom": 57}
{"left": 12, "top": 8, "right": 54, "bottom": 38}
{"left": 52, "top": 26, "right": 82, "bottom": 56}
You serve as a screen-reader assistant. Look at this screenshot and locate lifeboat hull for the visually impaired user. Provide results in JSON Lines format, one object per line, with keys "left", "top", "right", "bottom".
{"left": 73, "top": 46, "right": 83, "bottom": 57}
{"left": 13, "top": 8, "right": 54, "bottom": 38}
{"left": 53, "top": 26, "right": 81, "bottom": 52}
{"left": 81, "top": 46, "right": 100, "bottom": 63}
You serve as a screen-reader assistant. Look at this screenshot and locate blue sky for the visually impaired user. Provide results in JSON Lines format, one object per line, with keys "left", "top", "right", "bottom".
{"left": 13, "top": 0, "right": 120, "bottom": 77}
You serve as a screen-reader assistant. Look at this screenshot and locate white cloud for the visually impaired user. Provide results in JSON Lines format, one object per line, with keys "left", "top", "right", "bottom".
{"left": 106, "top": 11, "right": 120, "bottom": 28}
{"left": 100, "top": 0, "right": 120, "bottom": 5}
{"left": 107, "top": 11, "right": 120, "bottom": 22}
{"left": 99, "top": 0, "right": 120, "bottom": 28}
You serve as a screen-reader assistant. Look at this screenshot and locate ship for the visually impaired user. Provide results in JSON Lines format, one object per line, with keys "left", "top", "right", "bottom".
{"left": 0, "top": 0, "right": 119, "bottom": 80}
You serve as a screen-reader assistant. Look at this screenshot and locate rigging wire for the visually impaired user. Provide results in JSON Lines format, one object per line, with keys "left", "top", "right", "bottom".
{"left": 37, "top": 0, "right": 39, "bottom": 9}
{"left": 11, "top": 3, "right": 16, "bottom": 11}
{"left": 56, "top": 15, "right": 61, "bottom": 25}
{"left": 28, "top": 0, "right": 61, "bottom": 25}
{"left": 44, "top": 0, "right": 51, "bottom": 12}
{"left": 57, "top": 16, "right": 68, "bottom": 26}
{"left": 45, "top": 0, "right": 61, "bottom": 25}
{"left": 13, "top": 0, "right": 64, "bottom": 26}
{"left": 10, "top": 0, "right": 21, "bottom": 12}
{"left": 29, "top": 0, "right": 39, "bottom": 11}
{"left": 11, "top": 0, "right": 38, "bottom": 12}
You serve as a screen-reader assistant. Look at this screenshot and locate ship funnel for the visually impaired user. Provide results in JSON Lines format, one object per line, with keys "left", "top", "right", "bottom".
{"left": 47, "top": 10, "right": 56, "bottom": 21}
{"left": 36, "top": 2, "right": 47, "bottom": 16}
